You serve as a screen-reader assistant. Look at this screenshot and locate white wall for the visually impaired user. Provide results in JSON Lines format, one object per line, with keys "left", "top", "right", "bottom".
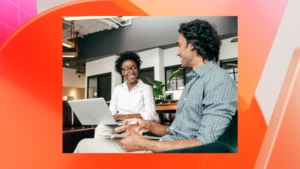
{"left": 219, "top": 37, "right": 238, "bottom": 60}
{"left": 138, "top": 48, "right": 165, "bottom": 83}
{"left": 85, "top": 40, "right": 237, "bottom": 98}
{"left": 85, "top": 55, "right": 121, "bottom": 98}
{"left": 158, "top": 48, "right": 165, "bottom": 83}
{"left": 163, "top": 47, "right": 181, "bottom": 67}
{"left": 163, "top": 37, "right": 238, "bottom": 67}
{"left": 63, "top": 68, "right": 85, "bottom": 88}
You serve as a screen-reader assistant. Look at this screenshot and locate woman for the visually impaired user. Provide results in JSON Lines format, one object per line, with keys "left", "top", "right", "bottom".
{"left": 94, "top": 51, "right": 158, "bottom": 138}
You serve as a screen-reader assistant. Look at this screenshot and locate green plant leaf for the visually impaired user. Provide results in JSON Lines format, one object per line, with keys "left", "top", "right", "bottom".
{"left": 145, "top": 77, "right": 163, "bottom": 88}
{"left": 168, "top": 69, "right": 182, "bottom": 85}
{"left": 165, "top": 93, "right": 173, "bottom": 100}
{"left": 157, "top": 84, "right": 165, "bottom": 90}
{"left": 145, "top": 76, "right": 165, "bottom": 99}
{"left": 230, "top": 37, "right": 238, "bottom": 43}
{"left": 153, "top": 88, "right": 163, "bottom": 97}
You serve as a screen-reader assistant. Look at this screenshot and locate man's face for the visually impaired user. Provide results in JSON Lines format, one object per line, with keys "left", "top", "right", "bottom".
{"left": 176, "top": 34, "right": 194, "bottom": 68}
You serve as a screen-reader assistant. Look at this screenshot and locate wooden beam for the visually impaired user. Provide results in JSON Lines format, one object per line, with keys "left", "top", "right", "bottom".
{"left": 62, "top": 39, "right": 75, "bottom": 48}
{"left": 63, "top": 52, "right": 77, "bottom": 58}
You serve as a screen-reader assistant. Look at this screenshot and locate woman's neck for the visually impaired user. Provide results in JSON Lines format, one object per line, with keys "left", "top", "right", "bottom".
{"left": 127, "top": 80, "right": 138, "bottom": 91}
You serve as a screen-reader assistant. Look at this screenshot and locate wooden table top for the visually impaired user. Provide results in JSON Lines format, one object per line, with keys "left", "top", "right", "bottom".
{"left": 155, "top": 103, "right": 177, "bottom": 111}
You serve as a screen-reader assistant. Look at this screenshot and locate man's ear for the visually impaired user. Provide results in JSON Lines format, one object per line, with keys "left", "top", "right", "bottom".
{"left": 189, "top": 43, "right": 195, "bottom": 50}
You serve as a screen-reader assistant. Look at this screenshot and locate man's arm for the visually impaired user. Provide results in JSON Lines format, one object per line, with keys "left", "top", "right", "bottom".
{"left": 118, "top": 130, "right": 201, "bottom": 152}
{"left": 195, "top": 72, "right": 237, "bottom": 144}
{"left": 144, "top": 139, "right": 202, "bottom": 152}
{"left": 148, "top": 121, "right": 169, "bottom": 136}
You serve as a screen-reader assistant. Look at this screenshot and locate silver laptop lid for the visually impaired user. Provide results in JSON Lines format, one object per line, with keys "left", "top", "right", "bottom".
{"left": 68, "top": 98, "right": 117, "bottom": 125}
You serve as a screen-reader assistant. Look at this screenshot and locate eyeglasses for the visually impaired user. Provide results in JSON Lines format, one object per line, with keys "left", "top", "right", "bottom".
{"left": 121, "top": 66, "right": 138, "bottom": 73}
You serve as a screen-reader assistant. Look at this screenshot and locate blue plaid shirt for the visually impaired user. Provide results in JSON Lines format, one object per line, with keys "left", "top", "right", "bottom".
{"left": 161, "top": 61, "right": 237, "bottom": 144}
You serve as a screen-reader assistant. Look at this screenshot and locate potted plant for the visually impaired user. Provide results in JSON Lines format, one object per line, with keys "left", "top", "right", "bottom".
{"left": 145, "top": 77, "right": 165, "bottom": 102}
{"left": 230, "top": 37, "right": 238, "bottom": 43}
{"left": 146, "top": 68, "right": 182, "bottom": 102}
{"left": 167, "top": 68, "right": 182, "bottom": 90}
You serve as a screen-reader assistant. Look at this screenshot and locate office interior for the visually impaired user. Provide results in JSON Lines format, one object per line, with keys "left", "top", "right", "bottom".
{"left": 62, "top": 16, "right": 238, "bottom": 153}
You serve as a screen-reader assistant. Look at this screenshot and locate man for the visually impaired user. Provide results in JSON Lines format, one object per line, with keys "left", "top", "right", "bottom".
{"left": 74, "top": 19, "right": 237, "bottom": 153}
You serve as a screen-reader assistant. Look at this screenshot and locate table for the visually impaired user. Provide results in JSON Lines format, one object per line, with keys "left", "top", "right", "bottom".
{"left": 155, "top": 102, "right": 177, "bottom": 124}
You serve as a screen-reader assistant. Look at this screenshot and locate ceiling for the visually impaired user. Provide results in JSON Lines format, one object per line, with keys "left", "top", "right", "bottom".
{"left": 62, "top": 16, "right": 238, "bottom": 72}
{"left": 62, "top": 16, "right": 134, "bottom": 69}
{"left": 62, "top": 17, "right": 126, "bottom": 39}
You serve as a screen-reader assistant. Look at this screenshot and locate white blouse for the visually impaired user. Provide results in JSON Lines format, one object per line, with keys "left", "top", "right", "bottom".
{"left": 109, "top": 80, "right": 157, "bottom": 121}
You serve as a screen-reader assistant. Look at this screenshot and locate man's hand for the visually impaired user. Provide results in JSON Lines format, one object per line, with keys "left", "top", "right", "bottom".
{"left": 115, "top": 118, "right": 152, "bottom": 133}
{"left": 115, "top": 129, "right": 148, "bottom": 152}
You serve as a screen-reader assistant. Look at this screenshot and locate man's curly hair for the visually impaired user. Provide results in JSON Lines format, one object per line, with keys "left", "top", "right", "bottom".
{"left": 115, "top": 51, "right": 142, "bottom": 74}
{"left": 178, "top": 19, "right": 221, "bottom": 62}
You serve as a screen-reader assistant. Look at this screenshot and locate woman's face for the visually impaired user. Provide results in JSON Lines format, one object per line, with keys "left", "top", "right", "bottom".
{"left": 121, "top": 60, "right": 139, "bottom": 84}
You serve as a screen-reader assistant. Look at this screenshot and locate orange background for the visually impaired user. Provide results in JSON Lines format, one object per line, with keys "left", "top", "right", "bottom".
{"left": 0, "top": 0, "right": 290, "bottom": 168}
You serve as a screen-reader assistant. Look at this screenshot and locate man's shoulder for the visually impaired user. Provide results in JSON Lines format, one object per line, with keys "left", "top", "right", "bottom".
{"left": 207, "top": 65, "right": 232, "bottom": 81}
{"left": 203, "top": 65, "right": 236, "bottom": 89}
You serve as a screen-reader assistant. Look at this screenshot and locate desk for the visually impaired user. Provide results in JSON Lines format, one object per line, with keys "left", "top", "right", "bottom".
{"left": 155, "top": 103, "right": 177, "bottom": 111}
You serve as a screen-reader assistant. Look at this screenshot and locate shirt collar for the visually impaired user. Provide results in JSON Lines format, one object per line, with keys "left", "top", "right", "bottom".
{"left": 187, "top": 61, "right": 216, "bottom": 80}
{"left": 122, "top": 79, "right": 143, "bottom": 88}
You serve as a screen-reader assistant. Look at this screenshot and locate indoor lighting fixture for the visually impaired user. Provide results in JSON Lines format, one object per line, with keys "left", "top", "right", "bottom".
{"left": 63, "top": 16, "right": 118, "bottom": 21}
{"left": 75, "top": 63, "right": 85, "bottom": 78}
{"left": 63, "top": 39, "right": 75, "bottom": 48}
{"left": 66, "top": 63, "right": 70, "bottom": 66}
{"left": 63, "top": 52, "right": 77, "bottom": 58}
{"left": 226, "top": 63, "right": 238, "bottom": 67}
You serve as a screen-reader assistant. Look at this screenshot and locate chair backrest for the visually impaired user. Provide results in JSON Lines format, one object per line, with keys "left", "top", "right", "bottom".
{"left": 62, "top": 101, "right": 83, "bottom": 129}
{"left": 72, "top": 111, "right": 83, "bottom": 127}
{"left": 216, "top": 110, "right": 238, "bottom": 152}
{"left": 63, "top": 101, "right": 72, "bottom": 128}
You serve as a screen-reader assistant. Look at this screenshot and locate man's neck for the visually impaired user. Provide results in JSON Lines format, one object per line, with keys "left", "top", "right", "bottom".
{"left": 191, "top": 56, "right": 208, "bottom": 70}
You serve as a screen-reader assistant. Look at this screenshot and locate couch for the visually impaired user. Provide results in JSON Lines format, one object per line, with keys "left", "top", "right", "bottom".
{"left": 62, "top": 101, "right": 95, "bottom": 153}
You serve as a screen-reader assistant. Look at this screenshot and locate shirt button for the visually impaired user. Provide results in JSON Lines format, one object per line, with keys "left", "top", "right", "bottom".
{"left": 184, "top": 98, "right": 186, "bottom": 101}
{"left": 170, "top": 127, "right": 174, "bottom": 130}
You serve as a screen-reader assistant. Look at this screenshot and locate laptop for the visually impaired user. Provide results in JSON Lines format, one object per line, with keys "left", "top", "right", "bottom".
{"left": 68, "top": 98, "right": 160, "bottom": 140}
{"left": 68, "top": 98, "right": 122, "bottom": 126}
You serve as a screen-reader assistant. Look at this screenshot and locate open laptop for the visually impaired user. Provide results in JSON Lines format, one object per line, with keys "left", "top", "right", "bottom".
{"left": 68, "top": 98, "right": 122, "bottom": 126}
{"left": 68, "top": 98, "right": 160, "bottom": 140}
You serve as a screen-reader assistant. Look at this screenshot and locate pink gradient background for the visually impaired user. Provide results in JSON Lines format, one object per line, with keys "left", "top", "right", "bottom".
{"left": 0, "top": 0, "right": 37, "bottom": 45}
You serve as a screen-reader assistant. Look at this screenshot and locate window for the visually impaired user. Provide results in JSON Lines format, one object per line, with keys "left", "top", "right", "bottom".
{"left": 165, "top": 65, "right": 192, "bottom": 91}
{"left": 87, "top": 73, "right": 112, "bottom": 101}
{"left": 220, "top": 58, "right": 238, "bottom": 84}
{"left": 87, "top": 77, "right": 98, "bottom": 98}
